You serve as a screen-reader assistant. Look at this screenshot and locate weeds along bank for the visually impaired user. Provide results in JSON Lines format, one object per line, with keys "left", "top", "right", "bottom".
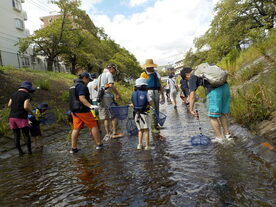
{"left": 0, "top": 66, "right": 133, "bottom": 136}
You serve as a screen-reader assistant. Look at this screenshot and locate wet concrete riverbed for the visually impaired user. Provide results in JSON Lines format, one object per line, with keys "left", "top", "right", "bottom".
{"left": 0, "top": 102, "right": 275, "bottom": 206}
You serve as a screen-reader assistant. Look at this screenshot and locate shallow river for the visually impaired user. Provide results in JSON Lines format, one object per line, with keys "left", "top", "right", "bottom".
{"left": 0, "top": 102, "right": 275, "bottom": 206}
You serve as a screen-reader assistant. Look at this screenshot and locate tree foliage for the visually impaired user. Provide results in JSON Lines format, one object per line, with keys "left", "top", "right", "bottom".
{"left": 19, "top": 0, "right": 142, "bottom": 78}
{"left": 184, "top": 0, "right": 276, "bottom": 68}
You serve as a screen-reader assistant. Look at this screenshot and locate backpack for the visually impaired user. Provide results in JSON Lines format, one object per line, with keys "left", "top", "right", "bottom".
{"left": 69, "top": 82, "right": 84, "bottom": 112}
{"left": 131, "top": 90, "right": 148, "bottom": 113}
{"left": 194, "top": 63, "right": 228, "bottom": 87}
{"left": 96, "top": 74, "right": 105, "bottom": 103}
{"left": 142, "top": 72, "right": 161, "bottom": 90}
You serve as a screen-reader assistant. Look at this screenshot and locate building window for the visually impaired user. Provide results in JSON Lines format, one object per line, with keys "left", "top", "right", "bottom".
{"left": 15, "top": 18, "right": 24, "bottom": 30}
{"left": 12, "top": 0, "right": 22, "bottom": 11}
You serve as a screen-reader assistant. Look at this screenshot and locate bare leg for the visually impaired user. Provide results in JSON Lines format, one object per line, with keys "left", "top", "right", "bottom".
{"left": 138, "top": 130, "right": 143, "bottom": 145}
{"left": 90, "top": 127, "right": 101, "bottom": 145}
{"left": 104, "top": 119, "right": 111, "bottom": 135}
{"left": 209, "top": 117, "right": 223, "bottom": 138}
{"left": 144, "top": 129, "right": 150, "bottom": 146}
{"left": 71, "top": 129, "right": 80, "bottom": 148}
{"left": 219, "top": 114, "right": 230, "bottom": 136}
{"left": 112, "top": 118, "right": 118, "bottom": 134}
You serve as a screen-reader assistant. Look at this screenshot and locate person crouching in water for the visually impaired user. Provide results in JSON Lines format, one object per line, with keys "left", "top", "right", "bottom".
{"left": 131, "top": 78, "right": 153, "bottom": 150}
{"left": 28, "top": 103, "right": 48, "bottom": 149}
{"left": 8, "top": 81, "right": 36, "bottom": 155}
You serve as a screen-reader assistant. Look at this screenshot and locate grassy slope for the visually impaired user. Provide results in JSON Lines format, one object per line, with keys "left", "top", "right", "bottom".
{"left": 0, "top": 66, "right": 133, "bottom": 136}
{"left": 219, "top": 30, "right": 276, "bottom": 130}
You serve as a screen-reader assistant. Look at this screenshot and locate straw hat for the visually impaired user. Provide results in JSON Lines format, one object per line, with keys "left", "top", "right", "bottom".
{"left": 142, "top": 59, "right": 158, "bottom": 68}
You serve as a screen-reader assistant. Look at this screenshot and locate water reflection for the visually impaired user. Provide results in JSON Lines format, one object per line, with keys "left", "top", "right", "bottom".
{"left": 0, "top": 102, "right": 275, "bottom": 206}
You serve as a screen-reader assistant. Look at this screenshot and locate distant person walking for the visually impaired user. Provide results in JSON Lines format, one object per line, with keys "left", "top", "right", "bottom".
{"left": 8, "top": 81, "right": 36, "bottom": 155}
{"left": 87, "top": 73, "right": 98, "bottom": 105}
{"left": 131, "top": 78, "right": 153, "bottom": 150}
{"left": 167, "top": 74, "right": 178, "bottom": 109}
{"left": 140, "top": 59, "right": 165, "bottom": 132}
{"left": 181, "top": 67, "right": 232, "bottom": 142}
{"left": 180, "top": 68, "right": 190, "bottom": 106}
{"left": 98, "top": 63, "right": 124, "bottom": 140}
{"left": 69, "top": 72, "right": 103, "bottom": 153}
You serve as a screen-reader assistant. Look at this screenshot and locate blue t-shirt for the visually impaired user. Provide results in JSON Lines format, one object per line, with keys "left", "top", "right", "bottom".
{"left": 180, "top": 79, "right": 190, "bottom": 96}
{"left": 75, "top": 83, "right": 90, "bottom": 113}
{"left": 189, "top": 75, "right": 214, "bottom": 94}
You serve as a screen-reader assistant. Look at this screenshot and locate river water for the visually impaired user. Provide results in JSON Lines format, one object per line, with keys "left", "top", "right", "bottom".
{"left": 0, "top": 102, "right": 275, "bottom": 206}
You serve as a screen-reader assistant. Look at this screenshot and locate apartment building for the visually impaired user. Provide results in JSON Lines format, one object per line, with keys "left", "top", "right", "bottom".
{"left": 40, "top": 14, "right": 61, "bottom": 28}
{"left": 0, "top": 0, "right": 31, "bottom": 68}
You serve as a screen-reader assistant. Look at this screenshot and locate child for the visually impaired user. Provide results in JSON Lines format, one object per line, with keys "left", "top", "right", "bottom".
{"left": 131, "top": 78, "right": 153, "bottom": 150}
{"left": 8, "top": 81, "right": 35, "bottom": 155}
{"left": 28, "top": 103, "right": 49, "bottom": 149}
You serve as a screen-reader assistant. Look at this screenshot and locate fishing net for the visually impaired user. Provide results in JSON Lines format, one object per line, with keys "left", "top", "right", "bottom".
{"left": 109, "top": 106, "right": 129, "bottom": 120}
{"left": 40, "top": 112, "right": 56, "bottom": 125}
{"left": 126, "top": 118, "right": 138, "bottom": 135}
{"left": 154, "top": 110, "right": 167, "bottom": 126}
{"left": 191, "top": 134, "right": 211, "bottom": 146}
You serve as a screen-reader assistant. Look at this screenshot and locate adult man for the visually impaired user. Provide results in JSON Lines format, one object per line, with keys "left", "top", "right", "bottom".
{"left": 180, "top": 67, "right": 232, "bottom": 142}
{"left": 98, "top": 63, "right": 123, "bottom": 139}
{"left": 70, "top": 72, "right": 103, "bottom": 153}
{"left": 140, "top": 59, "right": 165, "bottom": 131}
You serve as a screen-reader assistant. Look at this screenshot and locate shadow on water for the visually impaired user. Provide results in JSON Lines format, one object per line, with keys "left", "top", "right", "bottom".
{"left": 0, "top": 99, "right": 275, "bottom": 206}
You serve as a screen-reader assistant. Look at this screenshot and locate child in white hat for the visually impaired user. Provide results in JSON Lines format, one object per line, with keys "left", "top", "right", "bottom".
{"left": 131, "top": 78, "right": 153, "bottom": 150}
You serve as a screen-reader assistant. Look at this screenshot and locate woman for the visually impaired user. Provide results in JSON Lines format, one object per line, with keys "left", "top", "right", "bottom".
{"left": 8, "top": 81, "right": 35, "bottom": 155}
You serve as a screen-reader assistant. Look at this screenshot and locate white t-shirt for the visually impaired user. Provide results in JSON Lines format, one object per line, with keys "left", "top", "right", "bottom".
{"left": 87, "top": 79, "right": 98, "bottom": 101}
{"left": 167, "top": 78, "right": 177, "bottom": 92}
{"left": 98, "top": 69, "right": 114, "bottom": 97}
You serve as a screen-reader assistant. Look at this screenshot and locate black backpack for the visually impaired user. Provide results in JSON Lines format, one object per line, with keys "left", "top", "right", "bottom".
{"left": 69, "top": 82, "right": 84, "bottom": 112}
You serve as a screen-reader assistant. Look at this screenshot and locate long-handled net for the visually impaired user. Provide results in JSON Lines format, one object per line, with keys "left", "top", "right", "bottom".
{"left": 190, "top": 110, "right": 211, "bottom": 146}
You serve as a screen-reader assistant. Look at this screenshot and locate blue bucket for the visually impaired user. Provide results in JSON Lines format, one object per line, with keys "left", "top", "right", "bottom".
{"left": 191, "top": 134, "right": 211, "bottom": 146}
{"left": 126, "top": 119, "right": 138, "bottom": 135}
{"left": 109, "top": 106, "right": 129, "bottom": 120}
{"left": 154, "top": 110, "right": 167, "bottom": 126}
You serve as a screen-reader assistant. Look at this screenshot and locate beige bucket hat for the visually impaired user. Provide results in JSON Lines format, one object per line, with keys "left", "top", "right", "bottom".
{"left": 142, "top": 59, "right": 158, "bottom": 68}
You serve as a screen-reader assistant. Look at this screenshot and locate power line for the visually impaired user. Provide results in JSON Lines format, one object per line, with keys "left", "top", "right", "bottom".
{"left": 36, "top": 0, "right": 56, "bottom": 11}
{"left": 27, "top": 0, "right": 52, "bottom": 14}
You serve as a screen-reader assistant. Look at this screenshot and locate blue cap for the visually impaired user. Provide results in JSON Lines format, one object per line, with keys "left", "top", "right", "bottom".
{"left": 79, "top": 72, "right": 92, "bottom": 80}
{"left": 19, "top": 81, "right": 35, "bottom": 93}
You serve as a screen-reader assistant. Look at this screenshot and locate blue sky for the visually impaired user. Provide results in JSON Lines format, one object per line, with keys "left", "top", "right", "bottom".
{"left": 91, "top": 0, "right": 155, "bottom": 18}
{"left": 24, "top": 0, "right": 219, "bottom": 65}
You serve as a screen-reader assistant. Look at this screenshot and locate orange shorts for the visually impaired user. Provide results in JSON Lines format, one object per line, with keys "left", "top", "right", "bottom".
{"left": 72, "top": 112, "right": 98, "bottom": 129}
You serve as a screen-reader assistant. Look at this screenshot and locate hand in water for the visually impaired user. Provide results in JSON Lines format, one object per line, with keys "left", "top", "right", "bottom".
{"left": 190, "top": 110, "right": 199, "bottom": 117}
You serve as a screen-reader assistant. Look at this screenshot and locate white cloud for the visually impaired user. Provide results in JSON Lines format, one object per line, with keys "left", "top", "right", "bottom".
{"left": 23, "top": 0, "right": 102, "bottom": 34}
{"left": 91, "top": 0, "right": 218, "bottom": 65}
{"left": 23, "top": 0, "right": 219, "bottom": 66}
{"left": 129, "top": 0, "right": 149, "bottom": 7}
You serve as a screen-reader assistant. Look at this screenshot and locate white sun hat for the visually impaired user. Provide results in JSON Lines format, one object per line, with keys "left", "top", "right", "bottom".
{"left": 135, "top": 78, "right": 148, "bottom": 86}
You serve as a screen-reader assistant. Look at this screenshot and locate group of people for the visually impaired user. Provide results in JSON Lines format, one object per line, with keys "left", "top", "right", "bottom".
{"left": 7, "top": 58, "right": 232, "bottom": 155}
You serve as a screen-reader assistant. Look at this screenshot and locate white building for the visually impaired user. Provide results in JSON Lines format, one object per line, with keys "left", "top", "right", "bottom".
{"left": 0, "top": 0, "right": 31, "bottom": 68}
{"left": 174, "top": 59, "right": 184, "bottom": 76}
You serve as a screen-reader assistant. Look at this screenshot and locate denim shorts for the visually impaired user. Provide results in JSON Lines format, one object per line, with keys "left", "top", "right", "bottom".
{"left": 206, "top": 83, "right": 230, "bottom": 118}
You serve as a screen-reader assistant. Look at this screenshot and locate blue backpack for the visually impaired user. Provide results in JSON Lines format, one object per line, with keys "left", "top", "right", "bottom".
{"left": 131, "top": 90, "right": 149, "bottom": 113}
{"left": 146, "top": 72, "right": 160, "bottom": 90}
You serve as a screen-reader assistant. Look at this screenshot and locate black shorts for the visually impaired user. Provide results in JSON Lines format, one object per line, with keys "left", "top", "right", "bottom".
{"left": 30, "top": 127, "right": 42, "bottom": 137}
